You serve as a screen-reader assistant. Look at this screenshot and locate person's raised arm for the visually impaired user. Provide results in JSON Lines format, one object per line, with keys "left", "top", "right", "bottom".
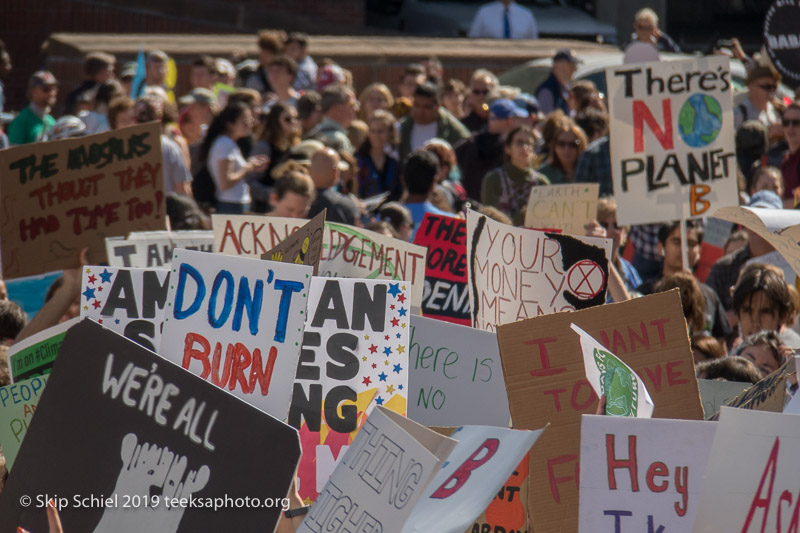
{"left": 216, "top": 155, "right": 267, "bottom": 191}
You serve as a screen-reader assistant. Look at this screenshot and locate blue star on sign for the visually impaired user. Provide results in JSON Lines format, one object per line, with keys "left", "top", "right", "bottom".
{"left": 378, "top": 372, "right": 388, "bottom": 382}
{"left": 396, "top": 333, "right": 401, "bottom": 339}
{"left": 375, "top": 396, "right": 384, "bottom": 405}
{"left": 398, "top": 307, "right": 407, "bottom": 317}
{"left": 383, "top": 346, "right": 392, "bottom": 356}
{"left": 398, "top": 384, "right": 404, "bottom": 390}
{"left": 82, "top": 287, "right": 96, "bottom": 301}
{"left": 387, "top": 282, "right": 401, "bottom": 298}
{"left": 115, "top": 319, "right": 120, "bottom": 324}
{"left": 393, "top": 364, "right": 403, "bottom": 374}
{"left": 99, "top": 269, "right": 113, "bottom": 283}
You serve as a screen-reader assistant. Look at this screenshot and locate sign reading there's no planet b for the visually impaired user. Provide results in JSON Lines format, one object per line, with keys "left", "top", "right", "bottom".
{"left": 0, "top": 319, "right": 301, "bottom": 533}
{"left": 80, "top": 266, "right": 170, "bottom": 352}
{"left": 159, "top": 248, "right": 312, "bottom": 420}
{"left": 407, "top": 315, "right": 510, "bottom": 427}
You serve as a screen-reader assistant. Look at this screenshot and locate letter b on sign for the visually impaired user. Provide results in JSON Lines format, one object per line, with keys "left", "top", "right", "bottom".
{"left": 430, "top": 438, "right": 499, "bottom": 499}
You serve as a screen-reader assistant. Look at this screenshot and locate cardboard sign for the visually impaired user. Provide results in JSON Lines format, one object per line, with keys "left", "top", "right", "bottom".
{"left": 289, "top": 277, "right": 410, "bottom": 503}
{"left": 524, "top": 183, "right": 599, "bottom": 234}
{"left": 407, "top": 315, "right": 510, "bottom": 427}
{"left": 466, "top": 210, "right": 610, "bottom": 331}
{"left": 0, "top": 319, "right": 300, "bottom": 533}
{"left": 496, "top": 289, "right": 703, "bottom": 533}
{"left": 320, "top": 222, "right": 427, "bottom": 316}
{"left": 80, "top": 266, "right": 170, "bottom": 351}
{"left": 298, "top": 406, "right": 456, "bottom": 533}
{"left": 579, "top": 415, "right": 715, "bottom": 533}
{"left": 159, "top": 248, "right": 312, "bottom": 420}
{"left": 606, "top": 56, "right": 737, "bottom": 225}
{"left": 106, "top": 230, "right": 213, "bottom": 267}
{"left": 764, "top": 0, "right": 800, "bottom": 85}
{"left": 697, "top": 378, "right": 750, "bottom": 419}
{"left": 0, "top": 374, "right": 49, "bottom": 470}
{"left": 573, "top": 323, "right": 654, "bottom": 418}
{"left": 708, "top": 356, "right": 798, "bottom": 420}
{"left": 412, "top": 214, "right": 470, "bottom": 325}
{"left": 403, "top": 425, "right": 544, "bottom": 533}
{"left": 692, "top": 407, "right": 800, "bottom": 532}
{"left": 213, "top": 214, "right": 304, "bottom": 258}
{"left": 713, "top": 206, "right": 800, "bottom": 278}
{"left": 8, "top": 318, "right": 78, "bottom": 382}
{"left": 0, "top": 123, "right": 166, "bottom": 279}
{"left": 262, "top": 210, "right": 325, "bottom": 275}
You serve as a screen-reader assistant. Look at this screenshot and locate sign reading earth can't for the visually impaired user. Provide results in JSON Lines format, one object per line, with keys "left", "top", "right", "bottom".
{"left": 764, "top": 0, "right": 800, "bottom": 85}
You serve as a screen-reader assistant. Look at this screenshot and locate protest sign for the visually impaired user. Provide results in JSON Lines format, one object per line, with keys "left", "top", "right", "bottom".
{"left": 466, "top": 210, "right": 610, "bottom": 331}
{"left": 298, "top": 406, "right": 456, "bottom": 533}
{"left": 697, "top": 378, "right": 750, "bottom": 419}
{"left": 403, "top": 425, "right": 545, "bottom": 533}
{"left": 573, "top": 323, "right": 654, "bottom": 418}
{"left": 579, "top": 415, "right": 715, "bottom": 533}
{"left": 524, "top": 183, "right": 599, "bottom": 234}
{"left": 708, "top": 356, "right": 798, "bottom": 420}
{"left": 320, "top": 222, "right": 427, "bottom": 315}
{"left": 159, "top": 248, "right": 312, "bottom": 419}
{"left": 106, "top": 230, "right": 213, "bottom": 267}
{"left": 80, "top": 266, "right": 170, "bottom": 351}
{"left": 0, "top": 123, "right": 166, "bottom": 279}
{"left": 0, "top": 319, "right": 300, "bottom": 533}
{"left": 213, "top": 214, "right": 303, "bottom": 258}
{"left": 606, "top": 56, "right": 737, "bottom": 225}
{"left": 413, "top": 214, "right": 470, "bottom": 324}
{"left": 407, "top": 315, "right": 510, "bottom": 427}
{"left": 469, "top": 454, "right": 531, "bottom": 533}
{"left": 713, "top": 206, "right": 800, "bottom": 278}
{"left": 693, "top": 407, "right": 800, "bottom": 532}
{"left": 289, "top": 277, "right": 410, "bottom": 502}
{"left": 0, "top": 374, "right": 49, "bottom": 470}
{"left": 262, "top": 210, "right": 325, "bottom": 275}
{"left": 764, "top": 0, "right": 800, "bottom": 85}
{"left": 746, "top": 250, "right": 797, "bottom": 285}
{"left": 497, "top": 289, "right": 703, "bottom": 533}
{"left": 8, "top": 318, "right": 79, "bottom": 382}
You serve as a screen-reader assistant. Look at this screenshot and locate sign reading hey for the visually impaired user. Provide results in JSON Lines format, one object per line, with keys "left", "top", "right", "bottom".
{"left": 160, "top": 248, "right": 312, "bottom": 419}
{"left": 80, "top": 266, "right": 170, "bottom": 351}
{"left": 0, "top": 122, "right": 166, "bottom": 278}
{"left": 0, "top": 319, "right": 300, "bottom": 533}
{"left": 289, "top": 277, "right": 410, "bottom": 503}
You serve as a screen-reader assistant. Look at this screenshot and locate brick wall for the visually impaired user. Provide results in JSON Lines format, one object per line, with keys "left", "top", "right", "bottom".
{"left": 254, "top": 0, "right": 365, "bottom": 27}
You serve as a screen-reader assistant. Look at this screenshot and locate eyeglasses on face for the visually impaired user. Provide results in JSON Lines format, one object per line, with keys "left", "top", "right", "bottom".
{"left": 555, "top": 139, "right": 580, "bottom": 149}
{"left": 756, "top": 83, "right": 777, "bottom": 92}
{"left": 783, "top": 118, "right": 800, "bottom": 128}
{"left": 472, "top": 89, "right": 489, "bottom": 96}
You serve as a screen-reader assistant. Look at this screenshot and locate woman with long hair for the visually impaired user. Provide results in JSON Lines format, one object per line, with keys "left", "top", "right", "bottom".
{"left": 481, "top": 125, "right": 549, "bottom": 224}
{"left": 537, "top": 117, "right": 587, "bottom": 184}
{"left": 200, "top": 101, "right": 268, "bottom": 214}
{"left": 247, "top": 101, "right": 300, "bottom": 212}
{"left": 358, "top": 83, "right": 394, "bottom": 121}
{"left": 356, "top": 109, "right": 402, "bottom": 199}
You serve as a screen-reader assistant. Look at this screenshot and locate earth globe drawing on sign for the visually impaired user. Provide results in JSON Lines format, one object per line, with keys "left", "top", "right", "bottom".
{"left": 678, "top": 93, "right": 722, "bottom": 147}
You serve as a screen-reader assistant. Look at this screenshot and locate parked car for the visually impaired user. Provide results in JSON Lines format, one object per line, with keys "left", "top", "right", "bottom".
{"left": 367, "top": 0, "right": 618, "bottom": 44}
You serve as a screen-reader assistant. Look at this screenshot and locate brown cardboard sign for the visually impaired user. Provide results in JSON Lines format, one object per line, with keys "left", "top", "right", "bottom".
{"left": 496, "top": 289, "right": 703, "bottom": 533}
{"left": 707, "top": 356, "right": 798, "bottom": 420}
{"left": 0, "top": 122, "right": 165, "bottom": 278}
{"left": 261, "top": 209, "right": 325, "bottom": 275}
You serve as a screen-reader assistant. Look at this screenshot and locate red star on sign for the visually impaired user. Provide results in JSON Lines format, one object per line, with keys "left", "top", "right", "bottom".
{"left": 372, "top": 363, "right": 377, "bottom": 369}
{"left": 362, "top": 376, "right": 372, "bottom": 386}
{"left": 92, "top": 300, "right": 102, "bottom": 309}
{"left": 398, "top": 294, "right": 406, "bottom": 303}
{"left": 88, "top": 275, "right": 97, "bottom": 284}
{"left": 390, "top": 304, "right": 395, "bottom": 310}
{"left": 97, "top": 286, "right": 103, "bottom": 292}
{"left": 391, "top": 317, "right": 399, "bottom": 327}
{"left": 384, "top": 335, "right": 390, "bottom": 341}
{"left": 369, "top": 344, "right": 378, "bottom": 354}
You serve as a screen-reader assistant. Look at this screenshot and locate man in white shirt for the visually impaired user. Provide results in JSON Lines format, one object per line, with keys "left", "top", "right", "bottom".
{"left": 468, "top": 0, "right": 538, "bottom": 39}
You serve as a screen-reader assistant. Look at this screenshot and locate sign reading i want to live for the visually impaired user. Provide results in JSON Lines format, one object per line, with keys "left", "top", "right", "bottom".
{"left": 606, "top": 56, "right": 737, "bottom": 226}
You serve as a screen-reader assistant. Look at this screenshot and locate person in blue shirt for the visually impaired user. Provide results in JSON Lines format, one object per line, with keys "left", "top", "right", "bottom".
{"left": 401, "top": 150, "right": 450, "bottom": 239}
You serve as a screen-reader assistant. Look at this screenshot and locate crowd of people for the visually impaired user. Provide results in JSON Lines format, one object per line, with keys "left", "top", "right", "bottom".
{"left": 0, "top": 6, "right": 799, "bottom": 529}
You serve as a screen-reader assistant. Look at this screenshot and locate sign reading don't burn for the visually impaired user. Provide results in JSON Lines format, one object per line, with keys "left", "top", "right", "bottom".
{"left": 606, "top": 56, "right": 737, "bottom": 225}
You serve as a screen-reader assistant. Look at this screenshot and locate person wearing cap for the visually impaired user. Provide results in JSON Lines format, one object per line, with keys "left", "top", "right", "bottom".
{"left": 535, "top": 50, "right": 578, "bottom": 116}
{"left": 119, "top": 62, "right": 137, "bottom": 96}
{"left": 468, "top": 0, "right": 538, "bottom": 39}
{"left": 461, "top": 69, "right": 498, "bottom": 133}
{"left": 735, "top": 66, "right": 782, "bottom": 136}
{"left": 307, "top": 147, "right": 360, "bottom": 225}
{"left": 8, "top": 71, "right": 57, "bottom": 146}
{"left": 398, "top": 83, "right": 469, "bottom": 163}
{"left": 629, "top": 8, "right": 680, "bottom": 53}
{"left": 307, "top": 84, "right": 358, "bottom": 155}
{"left": 706, "top": 190, "right": 782, "bottom": 324}
{"left": 64, "top": 51, "right": 116, "bottom": 116}
{"left": 454, "top": 97, "right": 528, "bottom": 200}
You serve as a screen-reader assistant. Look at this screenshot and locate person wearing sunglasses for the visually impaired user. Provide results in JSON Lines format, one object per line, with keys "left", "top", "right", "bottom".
{"left": 780, "top": 102, "right": 800, "bottom": 203}
{"left": 461, "top": 69, "right": 498, "bottom": 133}
{"left": 734, "top": 66, "right": 782, "bottom": 136}
{"left": 7, "top": 71, "right": 57, "bottom": 145}
{"left": 537, "top": 116, "right": 587, "bottom": 184}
